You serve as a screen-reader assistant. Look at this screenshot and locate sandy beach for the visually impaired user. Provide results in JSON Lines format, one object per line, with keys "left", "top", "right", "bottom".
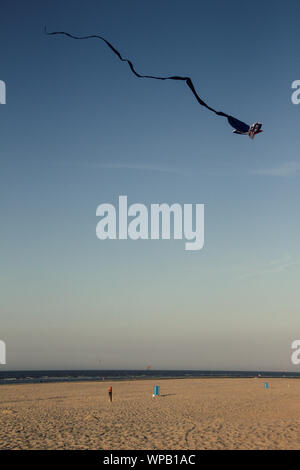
{"left": 0, "top": 378, "right": 299, "bottom": 450}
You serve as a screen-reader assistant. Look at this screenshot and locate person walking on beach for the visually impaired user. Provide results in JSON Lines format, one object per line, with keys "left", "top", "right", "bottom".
{"left": 108, "top": 385, "right": 112, "bottom": 402}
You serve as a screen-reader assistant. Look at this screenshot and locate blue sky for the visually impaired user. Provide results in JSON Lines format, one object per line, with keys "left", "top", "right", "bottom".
{"left": 1, "top": 0, "right": 299, "bottom": 370}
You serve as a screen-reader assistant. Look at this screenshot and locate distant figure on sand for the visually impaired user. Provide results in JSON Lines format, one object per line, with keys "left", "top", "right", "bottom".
{"left": 108, "top": 385, "right": 112, "bottom": 402}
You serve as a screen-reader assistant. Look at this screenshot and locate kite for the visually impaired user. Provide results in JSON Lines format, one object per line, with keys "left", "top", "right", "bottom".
{"left": 45, "top": 28, "right": 263, "bottom": 139}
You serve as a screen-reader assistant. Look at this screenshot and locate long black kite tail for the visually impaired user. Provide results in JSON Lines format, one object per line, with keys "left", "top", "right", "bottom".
{"left": 44, "top": 27, "right": 229, "bottom": 119}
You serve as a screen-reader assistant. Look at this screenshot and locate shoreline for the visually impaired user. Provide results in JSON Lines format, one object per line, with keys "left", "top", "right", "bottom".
{"left": 2, "top": 375, "right": 300, "bottom": 387}
{"left": 1, "top": 371, "right": 300, "bottom": 387}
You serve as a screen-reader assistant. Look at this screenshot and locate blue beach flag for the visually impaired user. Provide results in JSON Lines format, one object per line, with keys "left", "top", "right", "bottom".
{"left": 153, "top": 385, "right": 160, "bottom": 396}
{"left": 264, "top": 382, "right": 269, "bottom": 389}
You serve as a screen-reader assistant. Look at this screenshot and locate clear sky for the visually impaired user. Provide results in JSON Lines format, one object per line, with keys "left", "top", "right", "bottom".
{"left": 1, "top": 0, "right": 299, "bottom": 370}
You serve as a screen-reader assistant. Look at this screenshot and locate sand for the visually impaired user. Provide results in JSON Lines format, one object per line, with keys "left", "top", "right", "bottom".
{"left": 0, "top": 378, "right": 299, "bottom": 450}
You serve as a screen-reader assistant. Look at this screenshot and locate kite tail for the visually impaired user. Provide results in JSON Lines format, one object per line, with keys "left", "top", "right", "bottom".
{"left": 44, "top": 27, "right": 230, "bottom": 119}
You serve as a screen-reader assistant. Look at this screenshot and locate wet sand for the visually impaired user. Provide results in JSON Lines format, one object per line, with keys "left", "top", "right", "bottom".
{"left": 0, "top": 378, "right": 299, "bottom": 449}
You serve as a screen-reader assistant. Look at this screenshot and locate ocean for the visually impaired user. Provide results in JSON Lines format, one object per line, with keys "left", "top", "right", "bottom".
{"left": 0, "top": 370, "right": 299, "bottom": 385}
